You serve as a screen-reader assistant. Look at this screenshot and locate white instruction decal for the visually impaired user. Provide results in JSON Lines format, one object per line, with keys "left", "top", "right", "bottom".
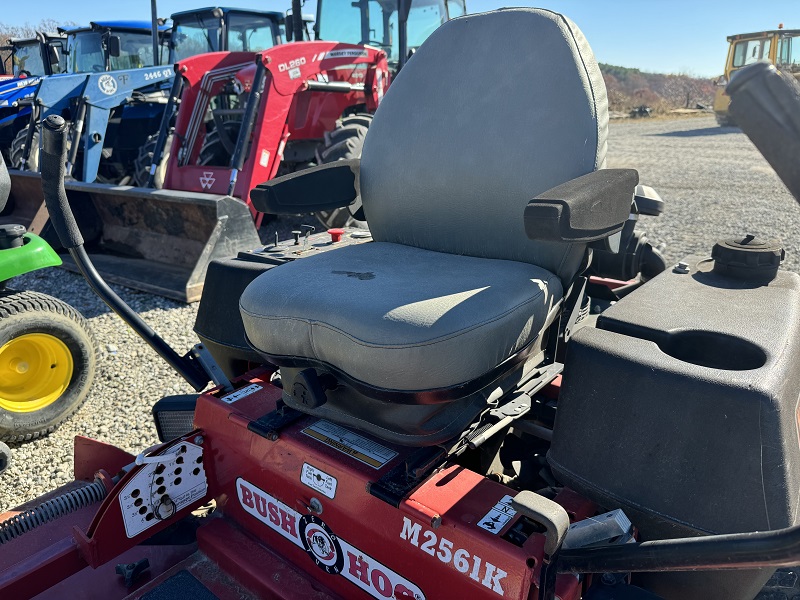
{"left": 301, "top": 420, "right": 397, "bottom": 469}
{"left": 301, "top": 462, "right": 338, "bottom": 499}
{"left": 120, "top": 442, "right": 207, "bottom": 538}
{"left": 221, "top": 383, "right": 262, "bottom": 404}
{"left": 477, "top": 495, "right": 516, "bottom": 534}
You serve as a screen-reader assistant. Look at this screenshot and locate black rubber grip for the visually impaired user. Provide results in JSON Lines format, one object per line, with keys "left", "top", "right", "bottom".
{"left": 40, "top": 115, "right": 84, "bottom": 249}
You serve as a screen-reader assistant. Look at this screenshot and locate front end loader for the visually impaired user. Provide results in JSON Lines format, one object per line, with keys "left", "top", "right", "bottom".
{"left": 6, "top": 42, "right": 386, "bottom": 302}
{"left": 4, "top": 9, "right": 800, "bottom": 600}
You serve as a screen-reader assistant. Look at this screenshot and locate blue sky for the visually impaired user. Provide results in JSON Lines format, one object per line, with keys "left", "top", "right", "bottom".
{"left": 2, "top": 0, "right": 797, "bottom": 77}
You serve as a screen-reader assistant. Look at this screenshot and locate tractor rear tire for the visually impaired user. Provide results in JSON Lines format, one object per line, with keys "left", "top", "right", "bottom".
{"left": 133, "top": 132, "right": 173, "bottom": 188}
{"left": 198, "top": 121, "right": 243, "bottom": 168}
{"left": 0, "top": 441, "right": 9, "bottom": 475}
{"left": 0, "top": 290, "right": 97, "bottom": 443}
{"left": 10, "top": 124, "right": 41, "bottom": 172}
{"left": 314, "top": 114, "right": 372, "bottom": 229}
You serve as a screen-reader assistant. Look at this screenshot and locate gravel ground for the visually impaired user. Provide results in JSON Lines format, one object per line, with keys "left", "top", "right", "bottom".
{"left": 1, "top": 115, "right": 798, "bottom": 513}
{"left": 607, "top": 115, "right": 800, "bottom": 271}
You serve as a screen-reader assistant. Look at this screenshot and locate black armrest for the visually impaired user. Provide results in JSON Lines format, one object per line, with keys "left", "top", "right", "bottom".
{"left": 525, "top": 169, "right": 639, "bottom": 243}
{"left": 250, "top": 159, "right": 359, "bottom": 215}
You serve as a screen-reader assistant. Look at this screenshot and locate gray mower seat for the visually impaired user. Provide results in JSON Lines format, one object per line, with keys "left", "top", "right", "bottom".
{"left": 240, "top": 8, "right": 610, "bottom": 444}
{"left": 241, "top": 242, "right": 563, "bottom": 391}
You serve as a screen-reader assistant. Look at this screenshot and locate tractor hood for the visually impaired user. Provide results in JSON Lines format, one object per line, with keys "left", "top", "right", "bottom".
{"left": 0, "top": 75, "right": 42, "bottom": 108}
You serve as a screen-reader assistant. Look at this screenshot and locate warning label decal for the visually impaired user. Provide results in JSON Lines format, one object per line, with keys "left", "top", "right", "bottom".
{"left": 301, "top": 420, "right": 398, "bottom": 469}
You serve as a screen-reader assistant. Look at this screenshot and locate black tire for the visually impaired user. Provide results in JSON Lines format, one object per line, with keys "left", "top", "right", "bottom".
{"left": 10, "top": 124, "right": 40, "bottom": 172}
{"left": 0, "top": 441, "right": 9, "bottom": 475}
{"left": 716, "top": 114, "right": 737, "bottom": 128}
{"left": 198, "top": 121, "right": 243, "bottom": 167}
{"left": 132, "top": 132, "right": 173, "bottom": 188}
{"left": 314, "top": 114, "right": 372, "bottom": 229}
{"left": 0, "top": 290, "right": 97, "bottom": 443}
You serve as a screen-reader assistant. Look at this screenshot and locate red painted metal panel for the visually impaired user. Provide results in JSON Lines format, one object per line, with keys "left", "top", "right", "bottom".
{"left": 193, "top": 375, "right": 585, "bottom": 600}
{"left": 164, "top": 43, "right": 388, "bottom": 210}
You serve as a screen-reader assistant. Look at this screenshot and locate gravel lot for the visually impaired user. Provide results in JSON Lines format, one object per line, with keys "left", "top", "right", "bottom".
{"left": 1, "top": 115, "right": 798, "bottom": 513}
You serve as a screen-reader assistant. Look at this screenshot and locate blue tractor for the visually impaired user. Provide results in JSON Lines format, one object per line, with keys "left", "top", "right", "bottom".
{"left": 8, "top": 21, "right": 172, "bottom": 183}
{"left": 0, "top": 32, "right": 66, "bottom": 161}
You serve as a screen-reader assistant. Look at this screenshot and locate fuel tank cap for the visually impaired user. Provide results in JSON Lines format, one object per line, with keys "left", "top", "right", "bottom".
{"left": 0, "top": 224, "right": 26, "bottom": 250}
{"left": 711, "top": 234, "right": 784, "bottom": 282}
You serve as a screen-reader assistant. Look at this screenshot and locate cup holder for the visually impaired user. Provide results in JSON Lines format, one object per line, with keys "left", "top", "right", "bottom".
{"left": 657, "top": 330, "right": 767, "bottom": 371}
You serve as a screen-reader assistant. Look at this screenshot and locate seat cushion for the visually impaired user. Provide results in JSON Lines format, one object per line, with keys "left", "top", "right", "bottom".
{"left": 240, "top": 242, "right": 563, "bottom": 391}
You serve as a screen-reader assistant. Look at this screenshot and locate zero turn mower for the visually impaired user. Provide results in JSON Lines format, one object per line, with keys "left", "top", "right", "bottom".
{"left": 2, "top": 8, "right": 800, "bottom": 600}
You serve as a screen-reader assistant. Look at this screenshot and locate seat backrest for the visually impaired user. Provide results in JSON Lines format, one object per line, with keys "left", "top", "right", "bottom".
{"left": 360, "top": 8, "right": 608, "bottom": 285}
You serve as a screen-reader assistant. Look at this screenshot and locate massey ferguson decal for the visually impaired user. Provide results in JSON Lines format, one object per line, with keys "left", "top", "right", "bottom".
{"left": 199, "top": 171, "right": 216, "bottom": 190}
{"left": 237, "top": 478, "right": 425, "bottom": 599}
{"left": 400, "top": 517, "right": 508, "bottom": 596}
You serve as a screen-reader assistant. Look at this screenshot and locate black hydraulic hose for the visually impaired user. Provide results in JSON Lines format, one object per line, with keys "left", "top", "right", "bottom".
{"left": 39, "top": 115, "right": 209, "bottom": 392}
{"left": 227, "top": 57, "right": 266, "bottom": 196}
{"left": 291, "top": 0, "right": 304, "bottom": 42}
{"left": 151, "top": 0, "right": 160, "bottom": 67}
{"left": 65, "top": 98, "right": 87, "bottom": 177}
{"left": 20, "top": 104, "right": 40, "bottom": 171}
{"left": 558, "top": 523, "right": 800, "bottom": 574}
{"left": 0, "top": 479, "right": 106, "bottom": 544}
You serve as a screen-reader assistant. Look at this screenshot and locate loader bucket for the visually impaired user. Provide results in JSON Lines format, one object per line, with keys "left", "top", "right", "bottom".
{"left": 2, "top": 172, "right": 260, "bottom": 302}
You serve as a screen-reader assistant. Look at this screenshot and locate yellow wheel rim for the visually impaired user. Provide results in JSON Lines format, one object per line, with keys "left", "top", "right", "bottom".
{"left": 0, "top": 333, "right": 73, "bottom": 413}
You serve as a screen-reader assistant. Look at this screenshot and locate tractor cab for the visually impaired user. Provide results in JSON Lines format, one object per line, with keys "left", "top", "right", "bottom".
{"left": 714, "top": 26, "right": 800, "bottom": 125}
{"left": 169, "top": 8, "right": 283, "bottom": 63}
{"left": 60, "top": 21, "right": 170, "bottom": 73}
{"left": 315, "top": 0, "right": 466, "bottom": 71}
{"left": 0, "top": 33, "right": 66, "bottom": 78}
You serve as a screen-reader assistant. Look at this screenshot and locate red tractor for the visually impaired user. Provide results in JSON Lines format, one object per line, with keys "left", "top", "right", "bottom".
{"left": 3, "top": 9, "right": 800, "bottom": 600}
{"left": 145, "top": 43, "right": 387, "bottom": 228}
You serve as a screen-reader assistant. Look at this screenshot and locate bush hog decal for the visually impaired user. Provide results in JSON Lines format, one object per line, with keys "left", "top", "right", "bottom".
{"left": 400, "top": 517, "right": 508, "bottom": 596}
{"left": 237, "top": 478, "right": 425, "bottom": 599}
{"left": 302, "top": 420, "right": 398, "bottom": 469}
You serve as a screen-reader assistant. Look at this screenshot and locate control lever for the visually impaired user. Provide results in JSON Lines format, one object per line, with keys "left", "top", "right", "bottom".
{"left": 39, "top": 115, "right": 210, "bottom": 392}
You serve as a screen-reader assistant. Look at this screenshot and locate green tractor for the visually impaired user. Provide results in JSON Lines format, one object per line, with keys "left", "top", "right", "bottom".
{"left": 0, "top": 153, "right": 95, "bottom": 474}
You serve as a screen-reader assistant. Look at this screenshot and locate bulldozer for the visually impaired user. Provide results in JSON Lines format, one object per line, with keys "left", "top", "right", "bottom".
{"left": 713, "top": 24, "right": 800, "bottom": 126}
{"left": 5, "top": 9, "right": 800, "bottom": 600}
